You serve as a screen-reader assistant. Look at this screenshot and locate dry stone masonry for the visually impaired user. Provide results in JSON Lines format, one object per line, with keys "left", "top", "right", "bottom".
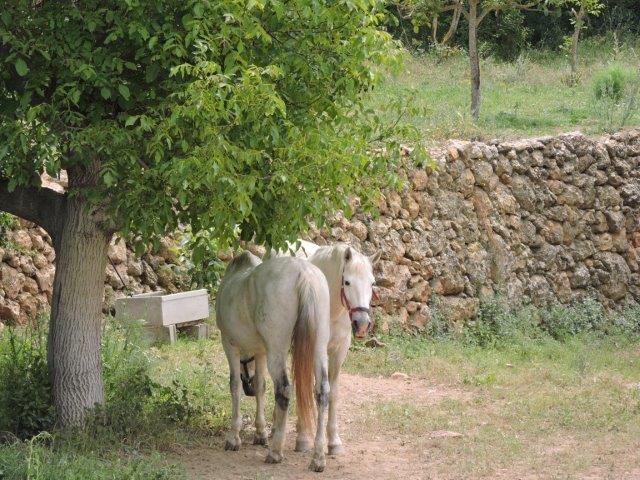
{"left": 0, "top": 219, "right": 180, "bottom": 325}
{"left": 1, "top": 129, "right": 639, "bottom": 328}
{"left": 305, "top": 130, "right": 640, "bottom": 329}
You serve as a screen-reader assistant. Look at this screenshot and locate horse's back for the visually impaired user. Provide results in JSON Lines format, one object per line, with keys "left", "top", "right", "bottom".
{"left": 218, "top": 255, "right": 329, "bottom": 350}
{"left": 251, "top": 256, "right": 329, "bottom": 308}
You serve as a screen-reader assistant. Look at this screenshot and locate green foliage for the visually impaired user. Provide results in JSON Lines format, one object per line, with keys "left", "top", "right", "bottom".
{"left": 415, "top": 295, "right": 640, "bottom": 347}
{"left": 369, "top": 41, "right": 640, "bottom": 140}
{"left": 0, "top": 0, "right": 416, "bottom": 251}
{"left": 479, "top": 10, "right": 531, "bottom": 61}
{"left": 176, "top": 228, "right": 226, "bottom": 292}
{"left": 0, "top": 320, "right": 55, "bottom": 440}
{"left": 0, "top": 317, "right": 203, "bottom": 443}
{"left": 0, "top": 212, "right": 19, "bottom": 248}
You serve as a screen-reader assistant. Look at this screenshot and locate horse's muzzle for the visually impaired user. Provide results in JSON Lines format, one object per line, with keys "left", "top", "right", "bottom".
{"left": 351, "top": 311, "right": 372, "bottom": 340}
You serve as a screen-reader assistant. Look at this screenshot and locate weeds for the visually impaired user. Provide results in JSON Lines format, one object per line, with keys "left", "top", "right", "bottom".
{"left": 590, "top": 62, "right": 640, "bottom": 132}
{"left": 0, "top": 318, "right": 55, "bottom": 439}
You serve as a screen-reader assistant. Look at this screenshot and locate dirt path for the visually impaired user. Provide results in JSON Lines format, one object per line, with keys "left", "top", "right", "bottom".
{"left": 180, "top": 373, "right": 469, "bottom": 479}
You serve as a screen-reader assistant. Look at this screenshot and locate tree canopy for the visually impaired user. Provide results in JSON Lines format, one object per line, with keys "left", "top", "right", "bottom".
{"left": 1, "top": 0, "right": 405, "bottom": 250}
{"left": 0, "top": 0, "right": 418, "bottom": 427}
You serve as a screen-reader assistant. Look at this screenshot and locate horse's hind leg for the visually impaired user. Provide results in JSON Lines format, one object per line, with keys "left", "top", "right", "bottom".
{"left": 222, "top": 340, "right": 243, "bottom": 451}
{"left": 310, "top": 348, "right": 330, "bottom": 472}
{"left": 265, "top": 352, "right": 290, "bottom": 464}
{"left": 253, "top": 354, "right": 268, "bottom": 446}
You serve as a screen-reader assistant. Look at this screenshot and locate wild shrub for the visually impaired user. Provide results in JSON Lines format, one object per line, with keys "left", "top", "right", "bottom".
{"left": 463, "top": 296, "right": 536, "bottom": 347}
{"left": 0, "top": 319, "right": 55, "bottom": 440}
{"left": 0, "top": 317, "right": 198, "bottom": 441}
{"left": 97, "top": 319, "right": 198, "bottom": 435}
{"left": 592, "top": 63, "right": 636, "bottom": 100}
{"left": 539, "top": 297, "right": 606, "bottom": 340}
{"left": 591, "top": 63, "right": 640, "bottom": 132}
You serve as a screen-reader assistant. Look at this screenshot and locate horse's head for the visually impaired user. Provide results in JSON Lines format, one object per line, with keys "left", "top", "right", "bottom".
{"left": 340, "top": 246, "right": 381, "bottom": 340}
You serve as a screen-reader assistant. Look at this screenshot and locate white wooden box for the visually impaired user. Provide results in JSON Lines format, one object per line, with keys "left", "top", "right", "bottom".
{"left": 114, "top": 289, "right": 210, "bottom": 343}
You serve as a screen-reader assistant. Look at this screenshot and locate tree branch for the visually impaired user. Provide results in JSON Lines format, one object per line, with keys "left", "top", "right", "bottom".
{"left": 0, "top": 179, "right": 66, "bottom": 242}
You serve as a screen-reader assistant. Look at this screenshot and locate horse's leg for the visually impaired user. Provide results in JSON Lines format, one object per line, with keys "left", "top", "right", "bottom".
{"left": 327, "top": 339, "right": 350, "bottom": 455}
{"left": 253, "top": 354, "right": 268, "bottom": 446}
{"left": 265, "top": 352, "right": 290, "bottom": 464}
{"left": 222, "top": 340, "right": 243, "bottom": 451}
{"left": 309, "top": 348, "right": 330, "bottom": 472}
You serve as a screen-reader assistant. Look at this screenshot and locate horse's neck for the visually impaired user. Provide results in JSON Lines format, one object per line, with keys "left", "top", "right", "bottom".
{"left": 310, "top": 247, "right": 345, "bottom": 316}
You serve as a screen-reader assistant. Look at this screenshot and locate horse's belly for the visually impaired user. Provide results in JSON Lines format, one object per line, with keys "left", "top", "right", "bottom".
{"left": 222, "top": 325, "right": 264, "bottom": 355}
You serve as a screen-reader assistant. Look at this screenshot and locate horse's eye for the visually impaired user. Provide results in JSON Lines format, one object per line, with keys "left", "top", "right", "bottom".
{"left": 344, "top": 280, "right": 351, "bottom": 286}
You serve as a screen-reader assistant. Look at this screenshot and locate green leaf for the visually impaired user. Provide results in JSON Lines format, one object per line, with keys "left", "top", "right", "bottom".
{"left": 100, "top": 87, "right": 111, "bottom": 100}
{"left": 145, "top": 63, "right": 160, "bottom": 83}
{"left": 14, "top": 59, "right": 28, "bottom": 76}
{"left": 118, "top": 84, "right": 130, "bottom": 100}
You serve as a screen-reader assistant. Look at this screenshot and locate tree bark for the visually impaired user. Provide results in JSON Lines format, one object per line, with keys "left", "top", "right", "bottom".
{"left": 47, "top": 164, "right": 110, "bottom": 427}
{"left": 570, "top": 6, "right": 586, "bottom": 75}
{"left": 441, "top": 2, "right": 462, "bottom": 46}
{"left": 0, "top": 180, "right": 65, "bottom": 243}
{"left": 469, "top": 0, "right": 481, "bottom": 121}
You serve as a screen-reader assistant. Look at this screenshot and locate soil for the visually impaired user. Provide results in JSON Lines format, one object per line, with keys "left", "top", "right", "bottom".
{"left": 179, "top": 373, "right": 469, "bottom": 480}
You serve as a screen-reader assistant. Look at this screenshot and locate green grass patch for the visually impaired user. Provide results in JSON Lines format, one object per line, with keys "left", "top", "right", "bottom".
{"left": 369, "top": 36, "right": 640, "bottom": 142}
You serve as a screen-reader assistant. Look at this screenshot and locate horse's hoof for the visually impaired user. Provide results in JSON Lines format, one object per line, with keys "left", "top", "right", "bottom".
{"left": 224, "top": 440, "right": 240, "bottom": 451}
{"left": 265, "top": 452, "right": 283, "bottom": 464}
{"left": 253, "top": 435, "right": 268, "bottom": 446}
{"left": 295, "top": 439, "right": 312, "bottom": 452}
{"left": 328, "top": 444, "right": 344, "bottom": 455}
{"left": 309, "top": 458, "right": 326, "bottom": 472}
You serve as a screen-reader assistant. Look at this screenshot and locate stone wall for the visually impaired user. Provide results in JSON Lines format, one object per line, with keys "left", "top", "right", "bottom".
{"left": 2, "top": 129, "right": 639, "bottom": 328}
{"left": 305, "top": 130, "right": 640, "bottom": 328}
{"left": 0, "top": 219, "right": 180, "bottom": 325}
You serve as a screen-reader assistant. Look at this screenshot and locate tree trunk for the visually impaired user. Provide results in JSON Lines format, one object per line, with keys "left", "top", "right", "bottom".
{"left": 570, "top": 6, "right": 586, "bottom": 75}
{"left": 469, "top": 1, "right": 481, "bottom": 121}
{"left": 48, "top": 166, "right": 109, "bottom": 428}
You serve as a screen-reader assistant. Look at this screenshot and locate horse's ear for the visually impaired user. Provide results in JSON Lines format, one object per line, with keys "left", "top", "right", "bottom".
{"left": 369, "top": 251, "right": 382, "bottom": 266}
{"left": 344, "top": 247, "right": 352, "bottom": 263}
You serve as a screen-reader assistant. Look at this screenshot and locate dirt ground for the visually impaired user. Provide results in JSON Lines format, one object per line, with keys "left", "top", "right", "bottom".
{"left": 180, "top": 373, "right": 471, "bottom": 480}
{"left": 178, "top": 371, "right": 640, "bottom": 480}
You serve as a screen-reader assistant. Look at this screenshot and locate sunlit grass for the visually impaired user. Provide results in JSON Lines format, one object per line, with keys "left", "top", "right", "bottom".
{"left": 370, "top": 36, "right": 640, "bottom": 142}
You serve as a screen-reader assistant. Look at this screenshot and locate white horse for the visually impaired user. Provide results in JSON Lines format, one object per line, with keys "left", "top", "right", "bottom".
{"left": 215, "top": 251, "right": 331, "bottom": 472}
{"left": 264, "top": 242, "right": 381, "bottom": 455}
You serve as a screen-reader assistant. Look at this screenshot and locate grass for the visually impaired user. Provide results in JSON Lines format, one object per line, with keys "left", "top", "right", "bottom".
{"left": 371, "top": 35, "right": 640, "bottom": 142}
{"left": 344, "top": 328, "right": 640, "bottom": 478}
{"left": 0, "top": 301, "right": 639, "bottom": 478}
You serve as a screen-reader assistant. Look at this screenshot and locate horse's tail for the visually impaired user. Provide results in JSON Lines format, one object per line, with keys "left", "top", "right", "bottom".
{"left": 292, "top": 273, "right": 319, "bottom": 433}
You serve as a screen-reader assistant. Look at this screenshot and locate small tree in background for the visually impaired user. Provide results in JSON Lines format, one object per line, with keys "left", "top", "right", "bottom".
{"left": 560, "top": 0, "right": 605, "bottom": 75}
{"left": 395, "top": 0, "right": 546, "bottom": 121}
{"left": 0, "top": 0, "right": 414, "bottom": 428}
